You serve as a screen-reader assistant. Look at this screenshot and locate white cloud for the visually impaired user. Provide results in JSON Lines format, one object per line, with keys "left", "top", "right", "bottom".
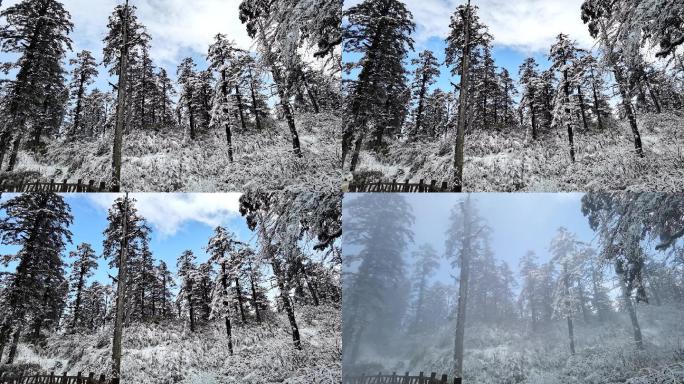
{"left": 347, "top": 0, "right": 596, "bottom": 54}
{"left": 85, "top": 193, "right": 242, "bottom": 237}
{"left": 3, "top": 0, "right": 252, "bottom": 70}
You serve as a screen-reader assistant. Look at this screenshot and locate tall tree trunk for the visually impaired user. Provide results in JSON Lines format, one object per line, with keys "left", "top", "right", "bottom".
{"left": 235, "top": 85, "right": 248, "bottom": 131}
{"left": 258, "top": 21, "right": 301, "bottom": 158}
{"left": 349, "top": 129, "right": 365, "bottom": 172}
{"left": 591, "top": 79, "right": 604, "bottom": 130}
{"left": 272, "top": 258, "right": 301, "bottom": 350}
{"left": 529, "top": 90, "right": 538, "bottom": 140}
{"left": 7, "top": 133, "right": 22, "bottom": 171}
{"left": 249, "top": 271, "right": 262, "bottom": 323}
{"left": 301, "top": 72, "right": 320, "bottom": 114}
{"left": 235, "top": 277, "right": 247, "bottom": 323}
{"left": 301, "top": 265, "right": 320, "bottom": 306}
{"left": 111, "top": 2, "right": 130, "bottom": 191}
{"left": 220, "top": 262, "right": 233, "bottom": 354}
{"left": 453, "top": 198, "right": 472, "bottom": 377}
{"left": 112, "top": 195, "right": 129, "bottom": 378}
{"left": 71, "top": 267, "right": 86, "bottom": 331}
{"left": 577, "top": 85, "right": 589, "bottom": 131}
{"left": 221, "top": 70, "right": 234, "bottom": 162}
{"left": 618, "top": 275, "right": 644, "bottom": 349}
{"left": 248, "top": 68, "right": 262, "bottom": 131}
{"left": 5, "top": 326, "right": 22, "bottom": 364}
{"left": 415, "top": 75, "right": 428, "bottom": 137}
{"left": 600, "top": 21, "right": 643, "bottom": 157}
{"left": 187, "top": 280, "right": 195, "bottom": 332}
{"left": 566, "top": 316, "right": 576, "bottom": 355}
{"left": 563, "top": 69, "right": 576, "bottom": 162}
{"left": 452, "top": 0, "right": 472, "bottom": 192}
{"left": 73, "top": 75, "right": 86, "bottom": 138}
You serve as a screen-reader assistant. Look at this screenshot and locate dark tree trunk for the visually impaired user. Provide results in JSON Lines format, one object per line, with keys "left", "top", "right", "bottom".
{"left": 302, "top": 72, "right": 320, "bottom": 114}
{"left": 619, "top": 276, "right": 644, "bottom": 349}
{"left": 235, "top": 85, "right": 248, "bottom": 131}
{"left": 221, "top": 262, "right": 233, "bottom": 354}
{"left": 563, "top": 69, "right": 576, "bottom": 162}
{"left": 6, "top": 326, "right": 21, "bottom": 364}
{"left": 591, "top": 80, "right": 604, "bottom": 130}
{"left": 235, "top": 277, "right": 247, "bottom": 323}
{"left": 221, "top": 70, "right": 234, "bottom": 162}
{"left": 250, "top": 272, "right": 262, "bottom": 323}
{"left": 301, "top": 265, "right": 320, "bottom": 306}
{"left": 272, "top": 258, "right": 301, "bottom": 350}
{"left": 577, "top": 85, "right": 589, "bottom": 131}
{"left": 7, "top": 133, "right": 23, "bottom": 171}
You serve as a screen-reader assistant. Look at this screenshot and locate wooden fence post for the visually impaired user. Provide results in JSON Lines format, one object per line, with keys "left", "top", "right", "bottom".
{"left": 97, "top": 374, "right": 106, "bottom": 384}
{"left": 76, "top": 179, "right": 83, "bottom": 193}
{"left": 87, "top": 180, "right": 95, "bottom": 192}
{"left": 50, "top": 179, "right": 56, "bottom": 192}
{"left": 60, "top": 179, "right": 68, "bottom": 193}
{"left": 403, "top": 179, "right": 409, "bottom": 192}
{"left": 61, "top": 371, "right": 68, "bottom": 384}
{"left": 454, "top": 377, "right": 462, "bottom": 384}
{"left": 87, "top": 372, "right": 95, "bottom": 384}
{"left": 419, "top": 372, "right": 424, "bottom": 384}
{"left": 440, "top": 374, "right": 448, "bottom": 383}
{"left": 430, "top": 372, "right": 437, "bottom": 383}
{"left": 430, "top": 180, "right": 437, "bottom": 192}
{"left": 50, "top": 371, "right": 55, "bottom": 384}
{"left": 441, "top": 181, "right": 448, "bottom": 192}
{"left": 98, "top": 182, "right": 106, "bottom": 192}
{"left": 418, "top": 179, "right": 424, "bottom": 192}
{"left": 111, "top": 378, "right": 120, "bottom": 384}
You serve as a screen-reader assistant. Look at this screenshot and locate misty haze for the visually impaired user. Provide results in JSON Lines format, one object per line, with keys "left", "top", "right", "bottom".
{"left": 342, "top": 193, "right": 684, "bottom": 383}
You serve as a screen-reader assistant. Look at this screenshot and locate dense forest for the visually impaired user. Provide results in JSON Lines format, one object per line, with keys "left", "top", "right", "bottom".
{"left": 342, "top": 0, "right": 684, "bottom": 191}
{"left": 0, "top": 192, "right": 342, "bottom": 383}
{"left": 0, "top": 0, "right": 342, "bottom": 192}
{"left": 342, "top": 193, "right": 684, "bottom": 383}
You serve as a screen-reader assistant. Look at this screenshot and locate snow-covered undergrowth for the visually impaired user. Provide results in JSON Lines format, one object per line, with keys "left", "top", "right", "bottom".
{"left": 10, "top": 304, "right": 341, "bottom": 384}
{"left": 356, "top": 112, "right": 684, "bottom": 192}
{"left": 353, "top": 304, "right": 684, "bottom": 384}
{"left": 8, "top": 113, "right": 341, "bottom": 192}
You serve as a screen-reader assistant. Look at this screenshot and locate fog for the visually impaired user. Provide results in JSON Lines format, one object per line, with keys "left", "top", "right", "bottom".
{"left": 342, "top": 193, "right": 684, "bottom": 383}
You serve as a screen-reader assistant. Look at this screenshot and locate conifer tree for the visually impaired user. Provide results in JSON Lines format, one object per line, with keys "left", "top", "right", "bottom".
{"left": 0, "top": 193, "right": 73, "bottom": 363}
{"left": 341, "top": 0, "right": 415, "bottom": 170}
{"left": 68, "top": 50, "right": 98, "bottom": 139}
{"left": 68, "top": 242, "right": 98, "bottom": 331}
{"left": 410, "top": 50, "right": 440, "bottom": 138}
{"left": 0, "top": 0, "right": 73, "bottom": 169}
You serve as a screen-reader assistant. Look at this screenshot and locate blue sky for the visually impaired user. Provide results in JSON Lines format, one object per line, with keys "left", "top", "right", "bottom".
{"left": 343, "top": 193, "right": 598, "bottom": 288}
{"left": 344, "top": 0, "right": 596, "bottom": 92}
{"left": 0, "top": 193, "right": 248, "bottom": 292}
{"left": 0, "top": 0, "right": 253, "bottom": 93}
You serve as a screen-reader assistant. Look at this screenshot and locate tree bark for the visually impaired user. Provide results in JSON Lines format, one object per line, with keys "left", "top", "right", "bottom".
{"left": 453, "top": 198, "right": 472, "bottom": 377}
{"left": 600, "top": 21, "right": 643, "bottom": 157}
{"left": 5, "top": 326, "right": 21, "bottom": 364}
{"left": 577, "top": 85, "right": 589, "bottom": 131}
{"left": 112, "top": 194, "right": 129, "bottom": 378}
{"left": 453, "top": 0, "right": 472, "bottom": 192}
{"left": 619, "top": 275, "right": 644, "bottom": 349}
{"left": 235, "top": 85, "right": 248, "bottom": 130}
{"left": 111, "top": 2, "right": 130, "bottom": 191}
{"left": 249, "top": 271, "right": 262, "bottom": 323}
{"left": 221, "top": 70, "right": 234, "bottom": 162}
{"left": 235, "top": 277, "right": 247, "bottom": 323}
{"left": 220, "top": 262, "right": 233, "bottom": 354}
{"left": 562, "top": 69, "right": 576, "bottom": 162}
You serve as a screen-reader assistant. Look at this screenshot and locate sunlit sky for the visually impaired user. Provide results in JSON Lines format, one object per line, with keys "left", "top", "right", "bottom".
{"left": 0, "top": 193, "right": 250, "bottom": 292}
{"left": 343, "top": 0, "right": 598, "bottom": 91}
{"left": 0, "top": 0, "right": 253, "bottom": 93}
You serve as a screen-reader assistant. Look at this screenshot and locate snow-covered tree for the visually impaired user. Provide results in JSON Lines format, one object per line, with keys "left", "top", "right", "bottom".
{"left": 0, "top": 193, "right": 73, "bottom": 363}
{"left": 341, "top": 0, "right": 415, "bottom": 170}
{"left": 67, "top": 50, "right": 98, "bottom": 139}
{"left": 0, "top": 0, "right": 73, "bottom": 169}
{"left": 67, "top": 242, "right": 98, "bottom": 331}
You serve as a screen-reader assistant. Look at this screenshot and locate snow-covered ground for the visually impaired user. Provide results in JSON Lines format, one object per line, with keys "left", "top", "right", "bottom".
{"left": 8, "top": 304, "right": 341, "bottom": 384}
{"left": 355, "top": 112, "right": 684, "bottom": 192}
{"left": 5, "top": 112, "right": 341, "bottom": 193}
{"left": 350, "top": 303, "right": 684, "bottom": 384}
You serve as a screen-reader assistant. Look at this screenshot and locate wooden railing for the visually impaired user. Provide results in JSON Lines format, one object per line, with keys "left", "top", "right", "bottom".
{"left": 344, "top": 372, "right": 461, "bottom": 384}
{"left": 0, "top": 371, "right": 118, "bottom": 384}
{"left": 0, "top": 179, "right": 111, "bottom": 193}
{"left": 348, "top": 179, "right": 450, "bottom": 193}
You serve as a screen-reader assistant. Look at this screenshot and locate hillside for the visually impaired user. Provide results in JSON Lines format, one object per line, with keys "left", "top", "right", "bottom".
{"left": 5, "top": 112, "right": 341, "bottom": 193}
{"left": 4, "top": 304, "right": 340, "bottom": 384}
{"left": 354, "top": 112, "right": 684, "bottom": 192}
{"left": 352, "top": 304, "right": 684, "bottom": 384}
